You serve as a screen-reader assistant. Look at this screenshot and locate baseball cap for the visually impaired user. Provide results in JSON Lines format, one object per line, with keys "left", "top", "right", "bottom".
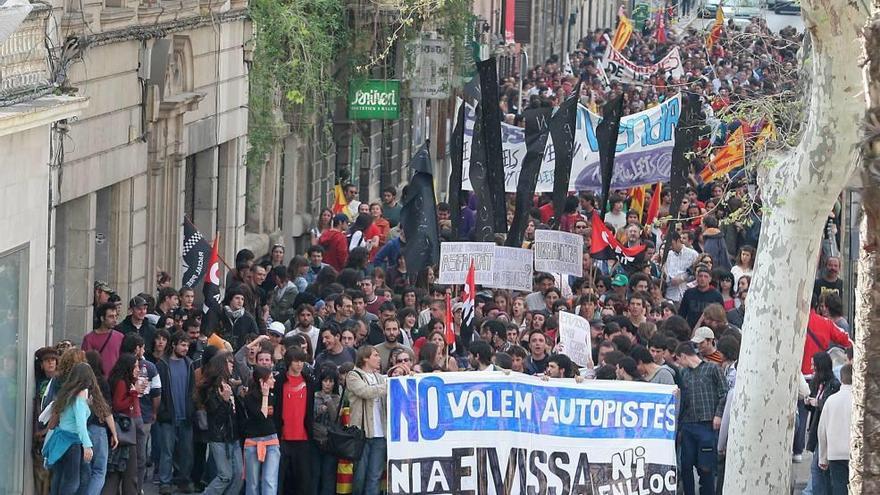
{"left": 611, "top": 274, "right": 629, "bottom": 287}
{"left": 94, "top": 280, "right": 114, "bottom": 294}
{"left": 267, "top": 321, "right": 286, "bottom": 337}
{"left": 589, "top": 317, "right": 605, "bottom": 328}
{"left": 129, "top": 296, "right": 148, "bottom": 309}
{"left": 691, "top": 326, "right": 716, "bottom": 344}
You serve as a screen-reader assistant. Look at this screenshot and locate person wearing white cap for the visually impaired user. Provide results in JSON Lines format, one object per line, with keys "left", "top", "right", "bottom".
{"left": 691, "top": 326, "right": 723, "bottom": 365}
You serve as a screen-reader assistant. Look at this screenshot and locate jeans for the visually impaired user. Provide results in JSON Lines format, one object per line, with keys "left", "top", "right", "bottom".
{"left": 204, "top": 441, "right": 243, "bottom": 495}
{"left": 244, "top": 435, "right": 281, "bottom": 495}
{"left": 77, "top": 425, "right": 108, "bottom": 495}
{"left": 810, "top": 452, "right": 831, "bottom": 495}
{"left": 156, "top": 420, "right": 194, "bottom": 487}
{"left": 314, "top": 448, "right": 338, "bottom": 495}
{"left": 828, "top": 460, "right": 848, "bottom": 495}
{"left": 353, "top": 437, "right": 386, "bottom": 495}
{"left": 50, "top": 442, "right": 82, "bottom": 495}
{"left": 794, "top": 399, "right": 808, "bottom": 456}
{"left": 680, "top": 422, "right": 717, "bottom": 495}
{"left": 150, "top": 422, "right": 161, "bottom": 469}
{"left": 137, "top": 422, "right": 151, "bottom": 490}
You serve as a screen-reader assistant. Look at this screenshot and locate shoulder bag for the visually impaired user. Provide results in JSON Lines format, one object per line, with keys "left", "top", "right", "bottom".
{"left": 323, "top": 375, "right": 366, "bottom": 460}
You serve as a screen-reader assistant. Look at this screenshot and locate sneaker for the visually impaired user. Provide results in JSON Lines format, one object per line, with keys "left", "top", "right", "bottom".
{"left": 792, "top": 454, "right": 804, "bottom": 463}
{"left": 159, "top": 485, "right": 174, "bottom": 495}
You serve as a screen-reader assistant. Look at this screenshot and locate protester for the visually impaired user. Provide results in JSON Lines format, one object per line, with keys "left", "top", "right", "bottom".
{"left": 818, "top": 363, "right": 852, "bottom": 495}
{"left": 274, "top": 348, "right": 315, "bottom": 495}
{"left": 347, "top": 346, "right": 387, "bottom": 495}
{"left": 43, "top": 363, "right": 97, "bottom": 495}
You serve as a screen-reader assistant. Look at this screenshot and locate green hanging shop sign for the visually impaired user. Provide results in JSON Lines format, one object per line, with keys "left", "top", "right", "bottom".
{"left": 348, "top": 80, "right": 401, "bottom": 120}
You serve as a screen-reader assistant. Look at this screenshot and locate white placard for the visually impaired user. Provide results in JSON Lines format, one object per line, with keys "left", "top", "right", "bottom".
{"left": 405, "top": 39, "right": 452, "bottom": 99}
{"left": 533, "top": 230, "right": 584, "bottom": 277}
{"left": 486, "top": 246, "right": 533, "bottom": 292}
{"left": 437, "top": 242, "right": 496, "bottom": 285}
{"left": 558, "top": 311, "right": 593, "bottom": 367}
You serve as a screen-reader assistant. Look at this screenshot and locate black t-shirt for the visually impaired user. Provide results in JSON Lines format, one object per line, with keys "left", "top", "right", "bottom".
{"left": 315, "top": 347, "right": 356, "bottom": 370}
{"left": 241, "top": 392, "right": 277, "bottom": 439}
{"left": 813, "top": 278, "right": 843, "bottom": 304}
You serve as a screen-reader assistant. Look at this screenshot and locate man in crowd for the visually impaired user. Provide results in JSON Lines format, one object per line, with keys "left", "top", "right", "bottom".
{"left": 286, "top": 304, "right": 320, "bottom": 354}
{"left": 375, "top": 318, "right": 413, "bottom": 372}
{"left": 305, "top": 245, "right": 329, "bottom": 284}
{"left": 818, "top": 363, "right": 853, "bottom": 494}
{"left": 315, "top": 326, "right": 357, "bottom": 369}
{"left": 675, "top": 342, "right": 728, "bottom": 495}
{"left": 813, "top": 256, "right": 843, "bottom": 303}
{"left": 92, "top": 280, "right": 115, "bottom": 329}
{"left": 155, "top": 331, "right": 195, "bottom": 494}
{"left": 319, "top": 214, "right": 350, "bottom": 271}
{"left": 83, "top": 302, "right": 124, "bottom": 377}
{"left": 525, "top": 330, "right": 550, "bottom": 375}
{"left": 468, "top": 341, "right": 496, "bottom": 371}
{"left": 691, "top": 327, "right": 724, "bottom": 364}
{"left": 270, "top": 265, "right": 298, "bottom": 324}
{"left": 679, "top": 265, "right": 724, "bottom": 329}
{"left": 119, "top": 295, "right": 157, "bottom": 352}
{"left": 664, "top": 231, "right": 699, "bottom": 303}
{"left": 381, "top": 186, "right": 402, "bottom": 228}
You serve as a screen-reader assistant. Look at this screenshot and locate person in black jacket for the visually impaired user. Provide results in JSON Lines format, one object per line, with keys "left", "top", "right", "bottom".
{"left": 154, "top": 331, "right": 195, "bottom": 495}
{"left": 241, "top": 366, "right": 280, "bottom": 495}
{"left": 197, "top": 351, "right": 243, "bottom": 495}
{"left": 117, "top": 296, "right": 157, "bottom": 354}
{"left": 205, "top": 286, "right": 260, "bottom": 351}
{"left": 806, "top": 351, "right": 840, "bottom": 495}
{"left": 272, "top": 347, "right": 316, "bottom": 495}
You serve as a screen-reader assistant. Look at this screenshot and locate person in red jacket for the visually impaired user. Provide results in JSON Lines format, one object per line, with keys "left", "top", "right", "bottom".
{"left": 319, "top": 214, "right": 350, "bottom": 271}
{"left": 801, "top": 308, "right": 851, "bottom": 376}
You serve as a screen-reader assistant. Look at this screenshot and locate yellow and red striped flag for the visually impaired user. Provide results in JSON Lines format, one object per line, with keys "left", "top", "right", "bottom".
{"left": 331, "top": 184, "right": 347, "bottom": 215}
{"left": 700, "top": 127, "right": 745, "bottom": 182}
{"left": 612, "top": 14, "right": 634, "bottom": 50}
{"left": 753, "top": 119, "right": 778, "bottom": 151}
{"left": 706, "top": 7, "right": 724, "bottom": 51}
{"left": 629, "top": 185, "right": 647, "bottom": 219}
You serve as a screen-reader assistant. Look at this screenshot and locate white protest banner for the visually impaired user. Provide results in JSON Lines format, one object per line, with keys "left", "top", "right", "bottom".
{"left": 461, "top": 94, "right": 680, "bottom": 192}
{"left": 533, "top": 230, "right": 584, "bottom": 277}
{"left": 437, "top": 242, "right": 495, "bottom": 285}
{"left": 486, "top": 246, "right": 533, "bottom": 292}
{"left": 558, "top": 311, "right": 593, "bottom": 367}
{"left": 387, "top": 372, "right": 678, "bottom": 495}
{"left": 601, "top": 45, "right": 685, "bottom": 85}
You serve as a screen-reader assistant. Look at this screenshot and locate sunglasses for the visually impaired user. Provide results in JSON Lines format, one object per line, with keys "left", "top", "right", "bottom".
{"left": 396, "top": 357, "right": 411, "bottom": 364}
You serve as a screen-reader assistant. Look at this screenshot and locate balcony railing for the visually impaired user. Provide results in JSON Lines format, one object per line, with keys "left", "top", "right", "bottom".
{"left": 0, "top": 2, "right": 51, "bottom": 99}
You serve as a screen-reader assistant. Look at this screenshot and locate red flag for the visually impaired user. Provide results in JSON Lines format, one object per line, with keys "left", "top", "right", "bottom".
{"left": 201, "top": 234, "right": 222, "bottom": 320}
{"left": 645, "top": 183, "right": 662, "bottom": 225}
{"left": 444, "top": 293, "right": 455, "bottom": 346}
{"left": 590, "top": 212, "right": 646, "bottom": 264}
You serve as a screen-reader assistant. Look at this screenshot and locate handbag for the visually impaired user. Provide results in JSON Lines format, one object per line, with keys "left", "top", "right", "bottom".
{"left": 323, "top": 381, "right": 365, "bottom": 460}
{"left": 113, "top": 413, "right": 136, "bottom": 446}
{"left": 195, "top": 409, "right": 209, "bottom": 431}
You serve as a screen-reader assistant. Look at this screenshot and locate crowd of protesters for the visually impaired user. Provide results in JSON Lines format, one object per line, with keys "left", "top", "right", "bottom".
{"left": 30, "top": 10, "right": 856, "bottom": 495}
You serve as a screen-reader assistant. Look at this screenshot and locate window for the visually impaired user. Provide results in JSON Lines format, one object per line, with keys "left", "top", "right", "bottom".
{"left": 0, "top": 245, "right": 28, "bottom": 494}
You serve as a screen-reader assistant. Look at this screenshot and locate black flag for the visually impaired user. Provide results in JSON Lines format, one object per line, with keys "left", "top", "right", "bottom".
{"left": 549, "top": 83, "right": 582, "bottom": 227}
{"left": 662, "top": 93, "right": 704, "bottom": 266}
{"left": 400, "top": 142, "right": 441, "bottom": 275}
{"left": 181, "top": 218, "right": 211, "bottom": 288}
{"left": 448, "top": 102, "right": 466, "bottom": 241}
{"left": 597, "top": 94, "right": 625, "bottom": 221}
{"left": 477, "top": 58, "right": 508, "bottom": 235}
{"left": 469, "top": 103, "right": 494, "bottom": 242}
{"left": 506, "top": 105, "right": 552, "bottom": 247}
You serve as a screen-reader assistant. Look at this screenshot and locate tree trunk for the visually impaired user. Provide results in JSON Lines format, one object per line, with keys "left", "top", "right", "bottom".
{"left": 723, "top": 0, "right": 868, "bottom": 491}
{"left": 851, "top": 7, "right": 880, "bottom": 493}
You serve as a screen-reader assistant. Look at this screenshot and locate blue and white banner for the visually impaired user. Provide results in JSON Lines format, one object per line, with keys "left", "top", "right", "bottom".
{"left": 387, "top": 372, "right": 679, "bottom": 495}
{"left": 461, "top": 94, "right": 680, "bottom": 193}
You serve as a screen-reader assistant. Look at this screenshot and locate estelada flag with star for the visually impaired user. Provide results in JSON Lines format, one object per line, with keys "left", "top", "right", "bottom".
{"left": 706, "top": 7, "right": 724, "bottom": 51}
{"left": 332, "top": 184, "right": 347, "bottom": 215}
{"left": 699, "top": 126, "right": 745, "bottom": 182}
{"left": 590, "top": 212, "right": 647, "bottom": 265}
{"left": 611, "top": 13, "right": 634, "bottom": 50}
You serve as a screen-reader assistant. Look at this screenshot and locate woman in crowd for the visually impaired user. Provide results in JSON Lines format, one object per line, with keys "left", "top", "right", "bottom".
{"left": 806, "top": 351, "right": 841, "bottom": 494}
{"left": 400, "top": 287, "right": 418, "bottom": 310}
{"left": 103, "top": 353, "right": 142, "bottom": 495}
{"left": 148, "top": 328, "right": 171, "bottom": 364}
{"left": 310, "top": 209, "right": 333, "bottom": 246}
{"left": 347, "top": 346, "right": 387, "bottom": 495}
{"left": 423, "top": 331, "right": 459, "bottom": 372}
{"left": 43, "top": 363, "right": 97, "bottom": 495}
{"left": 731, "top": 245, "right": 755, "bottom": 287}
{"left": 397, "top": 308, "right": 418, "bottom": 345}
{"left": 241, "top": 366, "right": 280, "bottom": 495}
{"left": 313, "top": 365, "right": 340, "bottom": 495}
{"left": 80, "top": 351, "right": 118, "bottom": 495}
{"left": 511, "top": 296, "right": 528, "bottom": 331}
{"left": 289, "top": 255, "right": 310, "bottom": 293}
{"left": 198, "top": 352, "right": 243, "bottom": 495}
{"left": 348, "top": 214, "right": 379, "bottom": 252}
{"left": 716, "top": 270, "right": 737, "bottom": 311}
{"left": 266, "top": 244, "right": 286, "bottom": 268}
